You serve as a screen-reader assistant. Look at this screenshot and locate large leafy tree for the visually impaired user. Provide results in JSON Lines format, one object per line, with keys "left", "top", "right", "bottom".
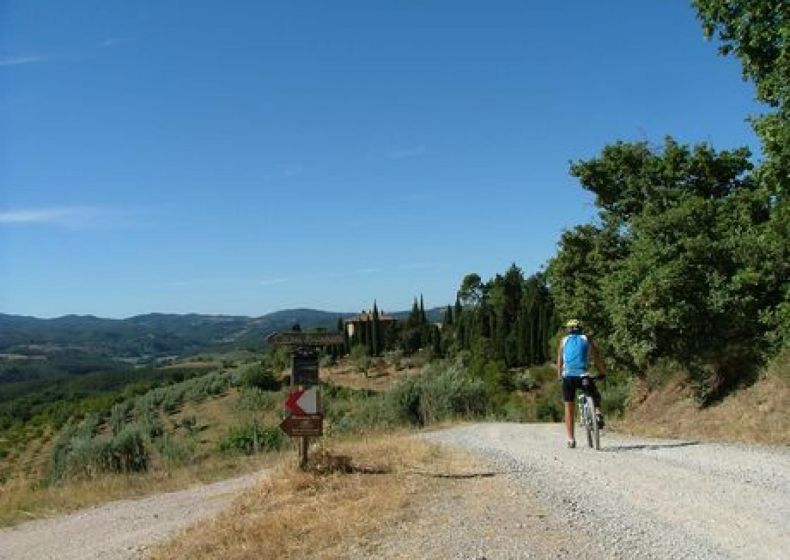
{"left": 549, "top": 137, "right": 778, "bottom": 397}
{"left": 694, "top": 0, "right": 789, "bottom": 347}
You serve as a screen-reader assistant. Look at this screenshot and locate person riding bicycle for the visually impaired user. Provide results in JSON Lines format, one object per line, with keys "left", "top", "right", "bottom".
{"left": 557, "top": 319, "right": 605, "bottom": 448}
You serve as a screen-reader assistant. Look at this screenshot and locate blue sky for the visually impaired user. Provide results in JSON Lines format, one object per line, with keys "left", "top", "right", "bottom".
{"left": 1, "top": 1, "right": 762, "bottom": 318}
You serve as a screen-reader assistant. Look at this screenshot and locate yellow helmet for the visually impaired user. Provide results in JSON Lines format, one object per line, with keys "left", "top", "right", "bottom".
{"left": 565, "top": 319, "right": 582, "bottom": 330}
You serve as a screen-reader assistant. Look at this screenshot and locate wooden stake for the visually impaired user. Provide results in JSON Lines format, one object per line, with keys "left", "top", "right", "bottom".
{"left": 299, "top": 436, "right": 309, "bottom": 470}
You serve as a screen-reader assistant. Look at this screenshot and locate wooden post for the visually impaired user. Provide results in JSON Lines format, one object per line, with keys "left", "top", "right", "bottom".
{"left": 299, "top": 436, "right": 309, "bottom": 470}
{"left": 270, "top": 332, "right": 339, "bottom": 472}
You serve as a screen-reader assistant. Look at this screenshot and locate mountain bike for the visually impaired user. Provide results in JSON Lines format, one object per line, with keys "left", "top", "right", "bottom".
{"left": 577, "top": 374, "right": 601, "bottom": 450}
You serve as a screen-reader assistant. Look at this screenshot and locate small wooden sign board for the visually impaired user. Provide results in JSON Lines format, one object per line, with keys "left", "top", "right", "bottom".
{"left": 291, "top": 349, "right": 319, "bottom": 386}
{"left": 266, "top": 332, "right": 345, "bottom": 347}
{"left": 280, "top": 414, "right": 323, "bottom": 437}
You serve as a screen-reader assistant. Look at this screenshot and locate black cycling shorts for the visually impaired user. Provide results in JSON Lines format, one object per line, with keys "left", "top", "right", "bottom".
{"left": 562, "top": 376, "right": 601, "bottom": 405}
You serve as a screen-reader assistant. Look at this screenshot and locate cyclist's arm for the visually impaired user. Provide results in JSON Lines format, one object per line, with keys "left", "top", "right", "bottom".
{"left": 589, "top": 337, "right": 605, "bottom": 376}
{"left": 556, "top": 338, "right": 564, "bottom": 379}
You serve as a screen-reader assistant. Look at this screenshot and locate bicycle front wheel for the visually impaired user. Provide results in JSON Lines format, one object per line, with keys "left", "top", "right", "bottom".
{"left": 586, "top": 395, "right": 600, "bottom": 450}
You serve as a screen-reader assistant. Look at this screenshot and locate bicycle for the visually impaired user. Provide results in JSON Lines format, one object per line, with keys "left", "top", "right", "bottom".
{"left": 577, "top": 374, "right": 602, "bottom": 450}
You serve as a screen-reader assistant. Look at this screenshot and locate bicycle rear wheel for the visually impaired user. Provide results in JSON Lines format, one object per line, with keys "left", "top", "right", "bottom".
{"left": 582, "top": 400, "right": 594, "bottom": 448}
{"left": 586, "top": 395, "right": 600, "bottom": 450}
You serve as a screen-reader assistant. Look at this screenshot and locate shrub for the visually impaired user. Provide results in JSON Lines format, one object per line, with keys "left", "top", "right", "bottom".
{"left": 219, "top": 422, "right": 283, "bottom": 455}
{"left": 136, "top": 407, "right": 163, "bottom": 439}
{"left": 383, "top": 349, "right": 404, "bottom": 370}
{"left": 238, "top": 364, "right": 280, "bottom": 391}
{"left": 386, "top": 358, "right": 488, "bottom": 426}
{"left": 237, "top": 387, "right": 282, "bottom": 412}
{"left": 599, "top": 370, "right": 631, "bottom": 417}
{"left": 157, "top": 432, "right": 192, "bottom": 467}
{"left": 108, "top": 426, "right": 148, "bottom": 473}
{"left": 535, "top": 392, "right": 563, "bottom": 422}
{"left": 350, "top": 345, "right": 371, "bottom": 374}
{"left": 319, "top": 353, "right": 336, "bottom": 368}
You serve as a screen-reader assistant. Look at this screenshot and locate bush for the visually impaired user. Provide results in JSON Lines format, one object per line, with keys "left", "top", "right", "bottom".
{"left": 237, "top": 387, "right": 282, "bottom": 412}
{"left": 218, "top": 422, "right": 283, "bottom": 455}
{"left": 108, "top": 426, "right": 148, "bottom": 473}
{"left": 157, "top": 432, "right": 192, "bottom": 466}
{"left": 350, "top": 345, "right": 371, "bottom": 374}
{"left": 383, "top": 349, "right": 404, "bottom": 370}
{"left": 599, "top": 371, "right": 631, "bottom": 417}
{"left": 319, "top": 353, "right": 336, "bottom": 368}
{"left": 386, "top": 358, "right": 488, "bottom": 426}
{"left": 238, "top": 364, "right": 280, "bottom": 391}
{"left": 535, "top": 392, "right": 563, "bottom": 422}
{"left": 52, "top": 425, "right": 149, "bottom": 480}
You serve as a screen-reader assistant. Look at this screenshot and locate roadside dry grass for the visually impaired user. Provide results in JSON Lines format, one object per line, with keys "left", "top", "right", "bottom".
{"left": 152, "top": 433, "right": 463, "bottom": 560}
{"left": 320, "top": 360, "right": 421, "bottom": 392}
{"left": 617, "top": 352, "right": 790, "bottom": 445}
{"left": 0, "top": 450, "right": 281, "bottom": 527}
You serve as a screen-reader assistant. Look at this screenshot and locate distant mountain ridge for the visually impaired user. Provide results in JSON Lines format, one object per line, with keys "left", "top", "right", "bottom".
{"left": 0, "top": 307, "right": 444, "bottom": 357}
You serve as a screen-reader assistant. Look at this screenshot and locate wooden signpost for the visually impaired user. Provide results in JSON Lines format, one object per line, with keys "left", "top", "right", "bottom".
{"left": 268, "top": 331, "right": 344, "bottom": 469}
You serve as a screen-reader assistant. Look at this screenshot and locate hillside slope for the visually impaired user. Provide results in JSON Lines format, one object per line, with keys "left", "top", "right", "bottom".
{"left": 618, "top": 353, "right": 790, "bottom": 445}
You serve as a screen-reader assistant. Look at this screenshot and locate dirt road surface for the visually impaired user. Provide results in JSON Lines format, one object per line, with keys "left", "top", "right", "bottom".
{"left": 0, "top": 472, "right": 262, "bottom": 560}
{"left": 418, "top": 423, "right": 790, "bottom": 559}
{"left": 1, "top": 424, "right": 787, "bottom": 559}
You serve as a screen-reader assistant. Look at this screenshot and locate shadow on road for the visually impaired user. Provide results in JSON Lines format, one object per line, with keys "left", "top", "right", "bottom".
{"left": 602, "top": 441, "right": 700, "bottom": 453}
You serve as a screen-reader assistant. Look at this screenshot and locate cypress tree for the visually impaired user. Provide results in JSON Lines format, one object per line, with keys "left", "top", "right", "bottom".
{"left": 420, "top": 294, "right": 427, "bottom": 325}
{"left": 443, "top": 305, "right": 453, "bottom": 327}
{"left": 372, "top": 301, "right": 381, "bottom": 356}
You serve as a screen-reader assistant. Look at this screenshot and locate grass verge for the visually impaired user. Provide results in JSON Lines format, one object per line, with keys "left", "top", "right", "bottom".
{"left": 0, "top": 452, "right": 281, "bottom": 527}
{"left": 151, "top": 433, "right": 458, "bottom": 560}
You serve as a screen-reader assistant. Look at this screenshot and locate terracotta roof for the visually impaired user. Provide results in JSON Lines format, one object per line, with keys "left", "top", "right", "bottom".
{"left": 345, "top": 310, "right": 396, "bottom": 323}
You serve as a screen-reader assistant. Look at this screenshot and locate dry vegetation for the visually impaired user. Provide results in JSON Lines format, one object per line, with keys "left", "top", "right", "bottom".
{"left": 616, "top": 351, "right": 790, "bottom": 445}
{"left": 0, "top": 447, "right": 280, "bottom": 527}
{"left": 152, "top": 434, "right": 464, "bottom": 560}
{"left": 0, "top": 385, "right": 281, "bottom": 527}
{"left": 318, "top": 360, "right": 421, "bottom": 392}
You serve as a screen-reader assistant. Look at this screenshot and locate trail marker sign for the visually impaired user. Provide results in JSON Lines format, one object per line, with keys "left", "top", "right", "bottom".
{"left": 291, "top": 348, "right": 319, "bottom": 386}
{"left": 285, "top": 387, "right": 318, "bottom": 416}
{"left": 279, "top": 414, "right": 323, "bottom": 437}
{"left": 267, "top": 330, "right": 342, "bottom": 469}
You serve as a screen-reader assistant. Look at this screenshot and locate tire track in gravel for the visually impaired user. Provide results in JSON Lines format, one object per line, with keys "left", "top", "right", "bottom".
{"left": 0, "top": 471, "right": 264, "bottom": 560}
{"left": 424, "top": 423, "right": 789, "bottom": 560}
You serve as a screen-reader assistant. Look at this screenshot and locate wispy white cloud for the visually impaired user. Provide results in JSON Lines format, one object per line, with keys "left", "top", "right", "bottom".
{"left": 400, "top": 192, "right": 431, "bottom": 203}
{"left": 0, "top": 207, "right": 83, "bottom": 224}
{"left": 398, "top": 262, "right": 434, "bottom": 271}
{"left": 0, "top": 206, "right": 139, "bottom": 229}
{"left": 386, "top": 145, "right": 427, "bottom": 160}
{"left": 0, "top": 54, "right": 49, "bottom": 67}
{"left": 259, "top": 277, "right": 289, "bottom": 287}
{"left": 99, "top": 37, "right": 130, "bottom": 48}
{"left": 281, "top": 165, "right": 303, "bottom": 178}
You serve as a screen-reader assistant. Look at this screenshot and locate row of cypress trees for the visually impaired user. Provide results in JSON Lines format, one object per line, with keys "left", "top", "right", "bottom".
{"left": 443, "top": 265, "right": 557, "bottom": 368}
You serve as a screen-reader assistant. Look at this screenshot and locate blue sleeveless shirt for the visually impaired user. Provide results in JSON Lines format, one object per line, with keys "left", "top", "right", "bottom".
{"left": 562, "top": 334, "right": 589, "bottom": 377}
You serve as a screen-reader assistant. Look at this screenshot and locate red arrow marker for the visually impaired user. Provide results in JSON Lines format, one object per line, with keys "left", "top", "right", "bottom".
{"left": 285, "top": 389, "right": 306, "bottom": 415}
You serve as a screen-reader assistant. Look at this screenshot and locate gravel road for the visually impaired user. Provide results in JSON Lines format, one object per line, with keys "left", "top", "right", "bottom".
{"left": 1, "top": 425, "right": 787, "bottom": 559}
{"left": 420, "top": 423, "right": 790, "bottom": 560}
{"left": 0, "top": 472, "right": 263, "bottom": 560}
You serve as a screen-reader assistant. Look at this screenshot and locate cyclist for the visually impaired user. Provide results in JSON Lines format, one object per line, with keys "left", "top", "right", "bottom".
{"left": 556, "top": 319, "right": 605, "bottom": 448}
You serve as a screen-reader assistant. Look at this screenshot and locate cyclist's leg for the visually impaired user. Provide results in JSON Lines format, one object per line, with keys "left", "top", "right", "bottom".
{"left": 589, "top": 379, "right": 603, "bottom": 409}
{"left": 590, "top": 379, "right": 605, "bottom": 427}
{"left": 562, "top": 377, "right": 576, "bottom": 443}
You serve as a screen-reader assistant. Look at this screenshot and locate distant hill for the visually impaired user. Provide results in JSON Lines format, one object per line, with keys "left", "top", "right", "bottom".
{"left": 0, "top": 307, "right": 445, "bottom": 358}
